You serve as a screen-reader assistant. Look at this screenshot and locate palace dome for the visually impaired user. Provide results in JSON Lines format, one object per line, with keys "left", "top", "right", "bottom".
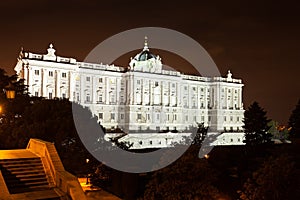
{"left": 136, "top": 50, "right": 156, "bottom": 61}
{"left": 133, "top": 36, "right": 157, "bottom": 61}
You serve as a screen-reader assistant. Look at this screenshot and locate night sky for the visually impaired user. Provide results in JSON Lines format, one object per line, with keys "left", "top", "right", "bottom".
{"left": 0, "top": 0, "right": 299, "bottom": 124}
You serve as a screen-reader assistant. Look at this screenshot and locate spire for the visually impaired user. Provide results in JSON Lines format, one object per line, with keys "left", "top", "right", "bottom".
{"left": 143, "top": 36, "right": 149, "bottom": 51}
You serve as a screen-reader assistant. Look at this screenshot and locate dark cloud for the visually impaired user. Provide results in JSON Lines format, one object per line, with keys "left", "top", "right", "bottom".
{"left": 0, "top": 0, "right": 299, "bottom": 123}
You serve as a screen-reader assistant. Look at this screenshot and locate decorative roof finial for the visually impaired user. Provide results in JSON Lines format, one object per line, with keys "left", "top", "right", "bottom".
{"left": 227, "top": 70, "right": 232, "bottom": 80}
{"left": 47, "top": 43, "right": 56, "bottom": 56}
{"left": 143, "top": 36, "right": 149, "bottom": 51}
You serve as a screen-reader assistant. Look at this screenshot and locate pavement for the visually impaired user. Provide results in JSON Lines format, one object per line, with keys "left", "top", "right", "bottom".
{"left": 78, "top": 178, "right": 121, "bottom": 200}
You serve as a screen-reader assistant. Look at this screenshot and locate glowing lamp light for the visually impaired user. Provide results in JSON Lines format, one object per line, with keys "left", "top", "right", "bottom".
{"left": 5, "top": 82, "right": 16, "bottom": 99}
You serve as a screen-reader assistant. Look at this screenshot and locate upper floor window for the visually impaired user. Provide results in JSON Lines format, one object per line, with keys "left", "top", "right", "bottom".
{"left": 86, "top": 77, "right": 90, "bottom": 82}
{"left": 62, "top": 72, "right": 67, "bottom": 78}
{"left": 111, "top": 113, "right": 115, "bottom": 120}
{"left": 86, "top": 94, "right": 90, "bottom": 102}
{"left": 49, "top": 71, "right": 53, "bottom": 77}
{"left": 99, "top": 78, "right": 103, "bottom": 83}
{"left": 34, "top": 70, "right": 39, "bottom": 75}
{"left": 137, "top": 113, "right": 142, "bottom": 120}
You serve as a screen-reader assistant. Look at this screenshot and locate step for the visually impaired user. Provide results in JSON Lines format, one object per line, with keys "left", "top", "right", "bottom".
{"left": 9, "top": 185, "right": 51, "bottom": 194}
{"left": 5, "top": 176, "right": 48, "bottom": 184}
{"left": 10, "top": 189, "right": 61, "bottom": 199}
{"left": 9, "top": 180, "right": 49, "bottom": 187}
{"left": 2, "top": 166, "right": 44, "bottom": 172}
{"left": 0, "top": 160, "right": 42, "bottom": 166}
{"left": 0, "top": 157, "right": 41, "bottom": 163}
{"left": 14, "top": 173, "right": 47, "bottom": 179}
{"left": 0, "top": 162, "right": 43, "bottom": 168}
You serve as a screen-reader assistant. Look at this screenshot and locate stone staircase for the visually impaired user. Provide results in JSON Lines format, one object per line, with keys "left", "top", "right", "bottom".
{"left": 0, "top": 157, "right": 50, "bottom": 194}
{"left": 0, "top": 139, "right": 87, "bottom": 200}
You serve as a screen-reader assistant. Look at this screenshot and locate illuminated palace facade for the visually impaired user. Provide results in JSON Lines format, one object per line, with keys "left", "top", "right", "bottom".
{"left": 14, "top": 40, "right": 245, "bottom": 145}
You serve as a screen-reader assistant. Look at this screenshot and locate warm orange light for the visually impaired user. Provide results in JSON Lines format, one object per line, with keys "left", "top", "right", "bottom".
{"left": 6, "top": 90, "right": 15, "bottom": 99}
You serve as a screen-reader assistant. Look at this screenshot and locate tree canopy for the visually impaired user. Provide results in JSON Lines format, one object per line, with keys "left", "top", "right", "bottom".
{"left": 243, "top": 102, "right": 272, "bottom": 145}
{"left": 142, "top": 146, "right": 219, "bottom": 200}
{"left": 288, "top": 99, "right": 300, "bottom": 137}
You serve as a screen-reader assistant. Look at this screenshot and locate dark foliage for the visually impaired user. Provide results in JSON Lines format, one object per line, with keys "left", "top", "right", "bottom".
{"left": 243, "top": 102, "right": 272, "bottom": 145}
{"left": 288, "top": 99, "right": 300, "bottom": 137}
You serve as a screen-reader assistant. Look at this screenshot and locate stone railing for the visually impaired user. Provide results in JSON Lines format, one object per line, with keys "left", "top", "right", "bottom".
{"left": 0, "top": 170, "right": 11, "bottom": 200}
{"left": 27, "top": 139, "right": 86, "bottom": 200}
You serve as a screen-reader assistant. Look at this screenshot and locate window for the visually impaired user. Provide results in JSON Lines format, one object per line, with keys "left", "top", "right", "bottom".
{"left": 120, "top": 114, "right": 124, "bottom": 120}
{"left": 230, "top": 139, "right": 233, "bottom": 142}
{"left": 62, "top": 72, "right": 67, "bottom": 78}
{"left": 185, "top": 115, "right": 188, "bottom": 121}
{"left": 156, "top": 114, "right": 160, "bottom": 120}
{"left": 86, "top": 77, "right": 90, "bottom": 82}
{"left": 99, "top": 78, "right": 103, "bottom": 83}
{"left": 48, "top": 92, "right": 52, "bottom": 99}
{"left": 174, "top": 114, "right": 177, "bottom": 121}
{"left": 139, "top": 141, "right": 143, "bottom": 145}
{"left": 98, "top": 95, "right": 103, "bottom": 102}
{"left": 224, "top": 116, "right": 226, "bottom": 121}
{"left": 172, "top": 83, "right": 175, "bottom": 87}
{"left": 167, "top": 114, "right": 170, "bottom": 121}
{"left": 34, "top": 70, "right": 39, "bottom": 75}
{"left": 35, "top": 91, "right": 39, "bottom": 96}
{"left": 86, "top": 94, "right": 90, "bottom": 102}
{"left": 184, "top": 86, "right": 187, "bottom": 90}
{"left": 99, "top": 113, "right": 103, "bottom": 119}
{"left": 137, "top": 80, "right": 141, "bottom": 84}
{"left": 201, "top": 116, "right": 204, "bottom": 121}
{"left": 111, "top": 113, "right": 115, "bottom": 120}
{"left": 155, "top": 81, "right": 159, "bottom": 87}
{"left": 149, "top": 141, "right": 152, "bottom": 145}
{"left": 237, "top": 117, "right": 240, "bottom": 121}
{"left": 208, "top": 116, "right": 211, "bottom": 121}
{"left": 137, "top": 113, "right": 142, "bottom": 120}
{"left": 62, "top": 93, "right": 66, "bottom": 98}
{"left": 147, "top": 114, "right": 150, "bottom": 120}
{"left": 49, "top": 71, "right": 53, "bottom": 77}
{"left": 230, "top": 116, "right": 233, "bottom": 121}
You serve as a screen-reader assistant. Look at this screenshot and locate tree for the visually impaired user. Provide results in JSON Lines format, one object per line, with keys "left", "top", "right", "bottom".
{"left": 243, "top": 102, "right": 272, "bottom": 145}
{"left": 142, "top": 146, "right": 220, "bottom": 200}
{"left": 238, "top": 154, "right": 297, "bottom": 200}
{"left": 288, "top": 99, "right": 300, "bottom": 138}
{"left": 268, "top": 120, "right": 290, "bottom": 141}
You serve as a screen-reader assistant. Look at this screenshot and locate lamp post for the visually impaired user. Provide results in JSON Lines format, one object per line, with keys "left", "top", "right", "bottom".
{"left": 5, "top": 82, "right": 16, "bottom": 100}
{"left": 86, "top": 158, "right": 90, "bottom": 185}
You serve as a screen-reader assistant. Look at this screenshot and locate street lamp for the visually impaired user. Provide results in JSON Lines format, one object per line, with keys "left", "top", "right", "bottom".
{"left": 5, "top": 82, "right": 16, "bottom": 100}
{"left": 86, "top": 158, "right": 90, "bottom": 185}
